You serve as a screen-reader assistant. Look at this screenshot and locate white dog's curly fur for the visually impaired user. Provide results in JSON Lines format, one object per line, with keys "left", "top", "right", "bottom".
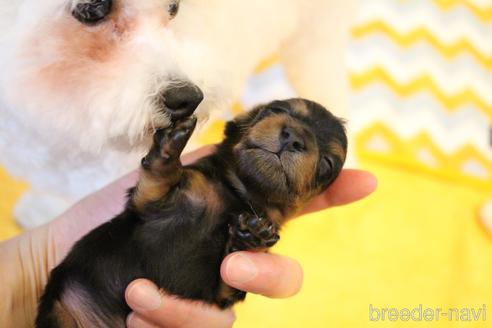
{"left": 0, "top": 0, "right": 355, "bottom": 228}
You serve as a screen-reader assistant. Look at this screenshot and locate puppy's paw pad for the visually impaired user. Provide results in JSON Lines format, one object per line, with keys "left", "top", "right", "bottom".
{"left": 168, "top": 116, "right": 197, "bottom": 143}
{"left": 154, "top": 116, "right": 197, "bottom": 159}
{"left": 173, "top": 115, "right": 198, "bottom": 132}
{"left": 229, "top": 213, "right": 279, "bottom": 250}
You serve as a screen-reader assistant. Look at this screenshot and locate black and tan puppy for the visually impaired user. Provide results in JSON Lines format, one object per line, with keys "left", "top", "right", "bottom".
{"left": 36, "top": 98, "right": 347, "bottom": 328}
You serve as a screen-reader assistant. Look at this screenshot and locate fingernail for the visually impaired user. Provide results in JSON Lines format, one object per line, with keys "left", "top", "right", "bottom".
{"left": 225, "top": 253, "right": 258, "bottom": 284}
{"left": 367, "top": 173, "right": 378, "bottom": 190}
{"left": 127, "top": 313, "right": 158, "bottom": 328}
{"left": 127, "top": 281, "right": 162, "bottom": 311}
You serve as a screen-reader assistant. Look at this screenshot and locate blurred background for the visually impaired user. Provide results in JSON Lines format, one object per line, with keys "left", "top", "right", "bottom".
{"left": 1, "top": 0, "right": 491, "bottom": 327}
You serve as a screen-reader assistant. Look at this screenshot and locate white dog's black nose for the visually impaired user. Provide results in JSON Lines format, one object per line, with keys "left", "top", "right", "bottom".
{"left": 162, "top": 83, "right": 204, "bottom": 119}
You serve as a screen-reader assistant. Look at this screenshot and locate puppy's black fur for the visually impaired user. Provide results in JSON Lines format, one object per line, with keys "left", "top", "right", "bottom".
{"left": 36, "top": 98, "right": 347, "bottom": 328}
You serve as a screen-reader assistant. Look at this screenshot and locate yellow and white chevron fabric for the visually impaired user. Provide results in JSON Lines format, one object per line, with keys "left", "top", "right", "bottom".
{"left": 350, "top": 0, "right": 492, "bottom": 190}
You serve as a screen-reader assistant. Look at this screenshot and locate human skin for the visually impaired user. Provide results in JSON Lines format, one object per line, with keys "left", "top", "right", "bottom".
{"left": 0, "top": 146, "right": 377, "bottom": 328}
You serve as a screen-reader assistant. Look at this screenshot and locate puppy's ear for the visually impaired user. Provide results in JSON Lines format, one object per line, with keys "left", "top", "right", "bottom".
{"left": 222, "top": 117, "right": 246, "bottom": 145}
{"left": 224, "top": 105, "right": 265, "bottom": 143}
{"left": 224, "top": 120, "right": 240, "bottom": 139}
{"left": 223, "top": 106, "right": 262, "bottom": 140}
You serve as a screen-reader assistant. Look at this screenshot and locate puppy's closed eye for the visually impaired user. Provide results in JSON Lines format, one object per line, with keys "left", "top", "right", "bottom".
{"left": 253, "top": 105, "right": 289, "bottom": 124}
{"left": 72, "top": 0, "right": 112, "bottom": 25}
{"left": 318, "top": 156, "right": 335, "bottom": 178}
{"left": 267, "top": 106, "right": 289, "bottom": 115}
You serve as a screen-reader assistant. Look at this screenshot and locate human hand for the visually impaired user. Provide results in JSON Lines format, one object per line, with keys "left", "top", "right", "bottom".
{"left": 0, "top": 146, "right": 376, "bottom": 328}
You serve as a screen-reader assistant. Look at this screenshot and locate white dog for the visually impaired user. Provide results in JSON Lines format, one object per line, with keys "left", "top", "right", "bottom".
{"left": 0, "top": 0, "right": 356, "bottom": 228}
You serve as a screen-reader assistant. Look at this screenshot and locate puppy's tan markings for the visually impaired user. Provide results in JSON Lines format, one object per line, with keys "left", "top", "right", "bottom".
{"left": 248, "top": 115, "right": 285, "bottom": 151}
{"left": 133, "top": 151, "right": 183, "bottom": 211}
{"left": 53, "top": 301, "right": 77, "bottom": 328}
{"left": 215, "top": 280, "right": 240, "bottom": 308}
{"left": 290, "top": 98, "right": 309, "bottom": 116}
{"left": 184, "top": 171, "right": 223, "bottom": 217}
{"left": 293, "top": 151, "right": 318, "bottom": 194}
{"left": 329, "top": 141, "right": 346, "bottom": 162}
{"left": 133, "top": 167, "right": 182, "bottom": 211}
{"left": 265, "top": 207, "right": 287, "bottom": 227}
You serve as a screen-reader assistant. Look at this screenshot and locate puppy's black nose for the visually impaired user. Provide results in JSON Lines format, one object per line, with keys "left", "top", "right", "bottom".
{"left": 280, "top": 126, "right": 305, "bottom": 152}
{"left": 162, "top": 83, "right": 204, "bottom": 119}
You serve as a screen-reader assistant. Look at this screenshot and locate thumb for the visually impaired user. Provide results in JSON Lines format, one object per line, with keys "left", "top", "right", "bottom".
{"left": 125, "top": 279, "right": 235, "bottom": 328}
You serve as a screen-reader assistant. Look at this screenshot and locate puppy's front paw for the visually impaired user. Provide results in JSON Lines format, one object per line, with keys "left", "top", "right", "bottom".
{"left": 142, "top": 116, "right": 197, "bottom": 168}
{"left": 160, "top": 115, "right": 197, "bottom": 158}
{"left": 228, "top": 213, "right": 280, "bottom": 252}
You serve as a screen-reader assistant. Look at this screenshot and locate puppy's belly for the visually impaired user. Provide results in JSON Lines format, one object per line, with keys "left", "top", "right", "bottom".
{"left": 39, "top": 210, "right": 229, "bottom": 326}
{"left": 137, "top": 221, "right": 228, "bottom": 303}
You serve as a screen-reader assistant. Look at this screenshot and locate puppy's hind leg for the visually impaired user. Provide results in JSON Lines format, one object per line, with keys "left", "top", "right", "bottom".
{"left": 227, "top": 213, "right": 280, "bottom": 252}
{"left": 132, "top": 116, "right": 197, "bottom": 211}
{"left": 216, "top": 213, "right": 280, "bottom": 308}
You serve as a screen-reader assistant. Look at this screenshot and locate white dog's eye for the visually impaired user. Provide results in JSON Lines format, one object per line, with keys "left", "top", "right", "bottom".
{"left": 72, "top": 0, "right": 113, "bottom": 25}
{"left": 168, "top": 1, "right": 180, "bottom": 19}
